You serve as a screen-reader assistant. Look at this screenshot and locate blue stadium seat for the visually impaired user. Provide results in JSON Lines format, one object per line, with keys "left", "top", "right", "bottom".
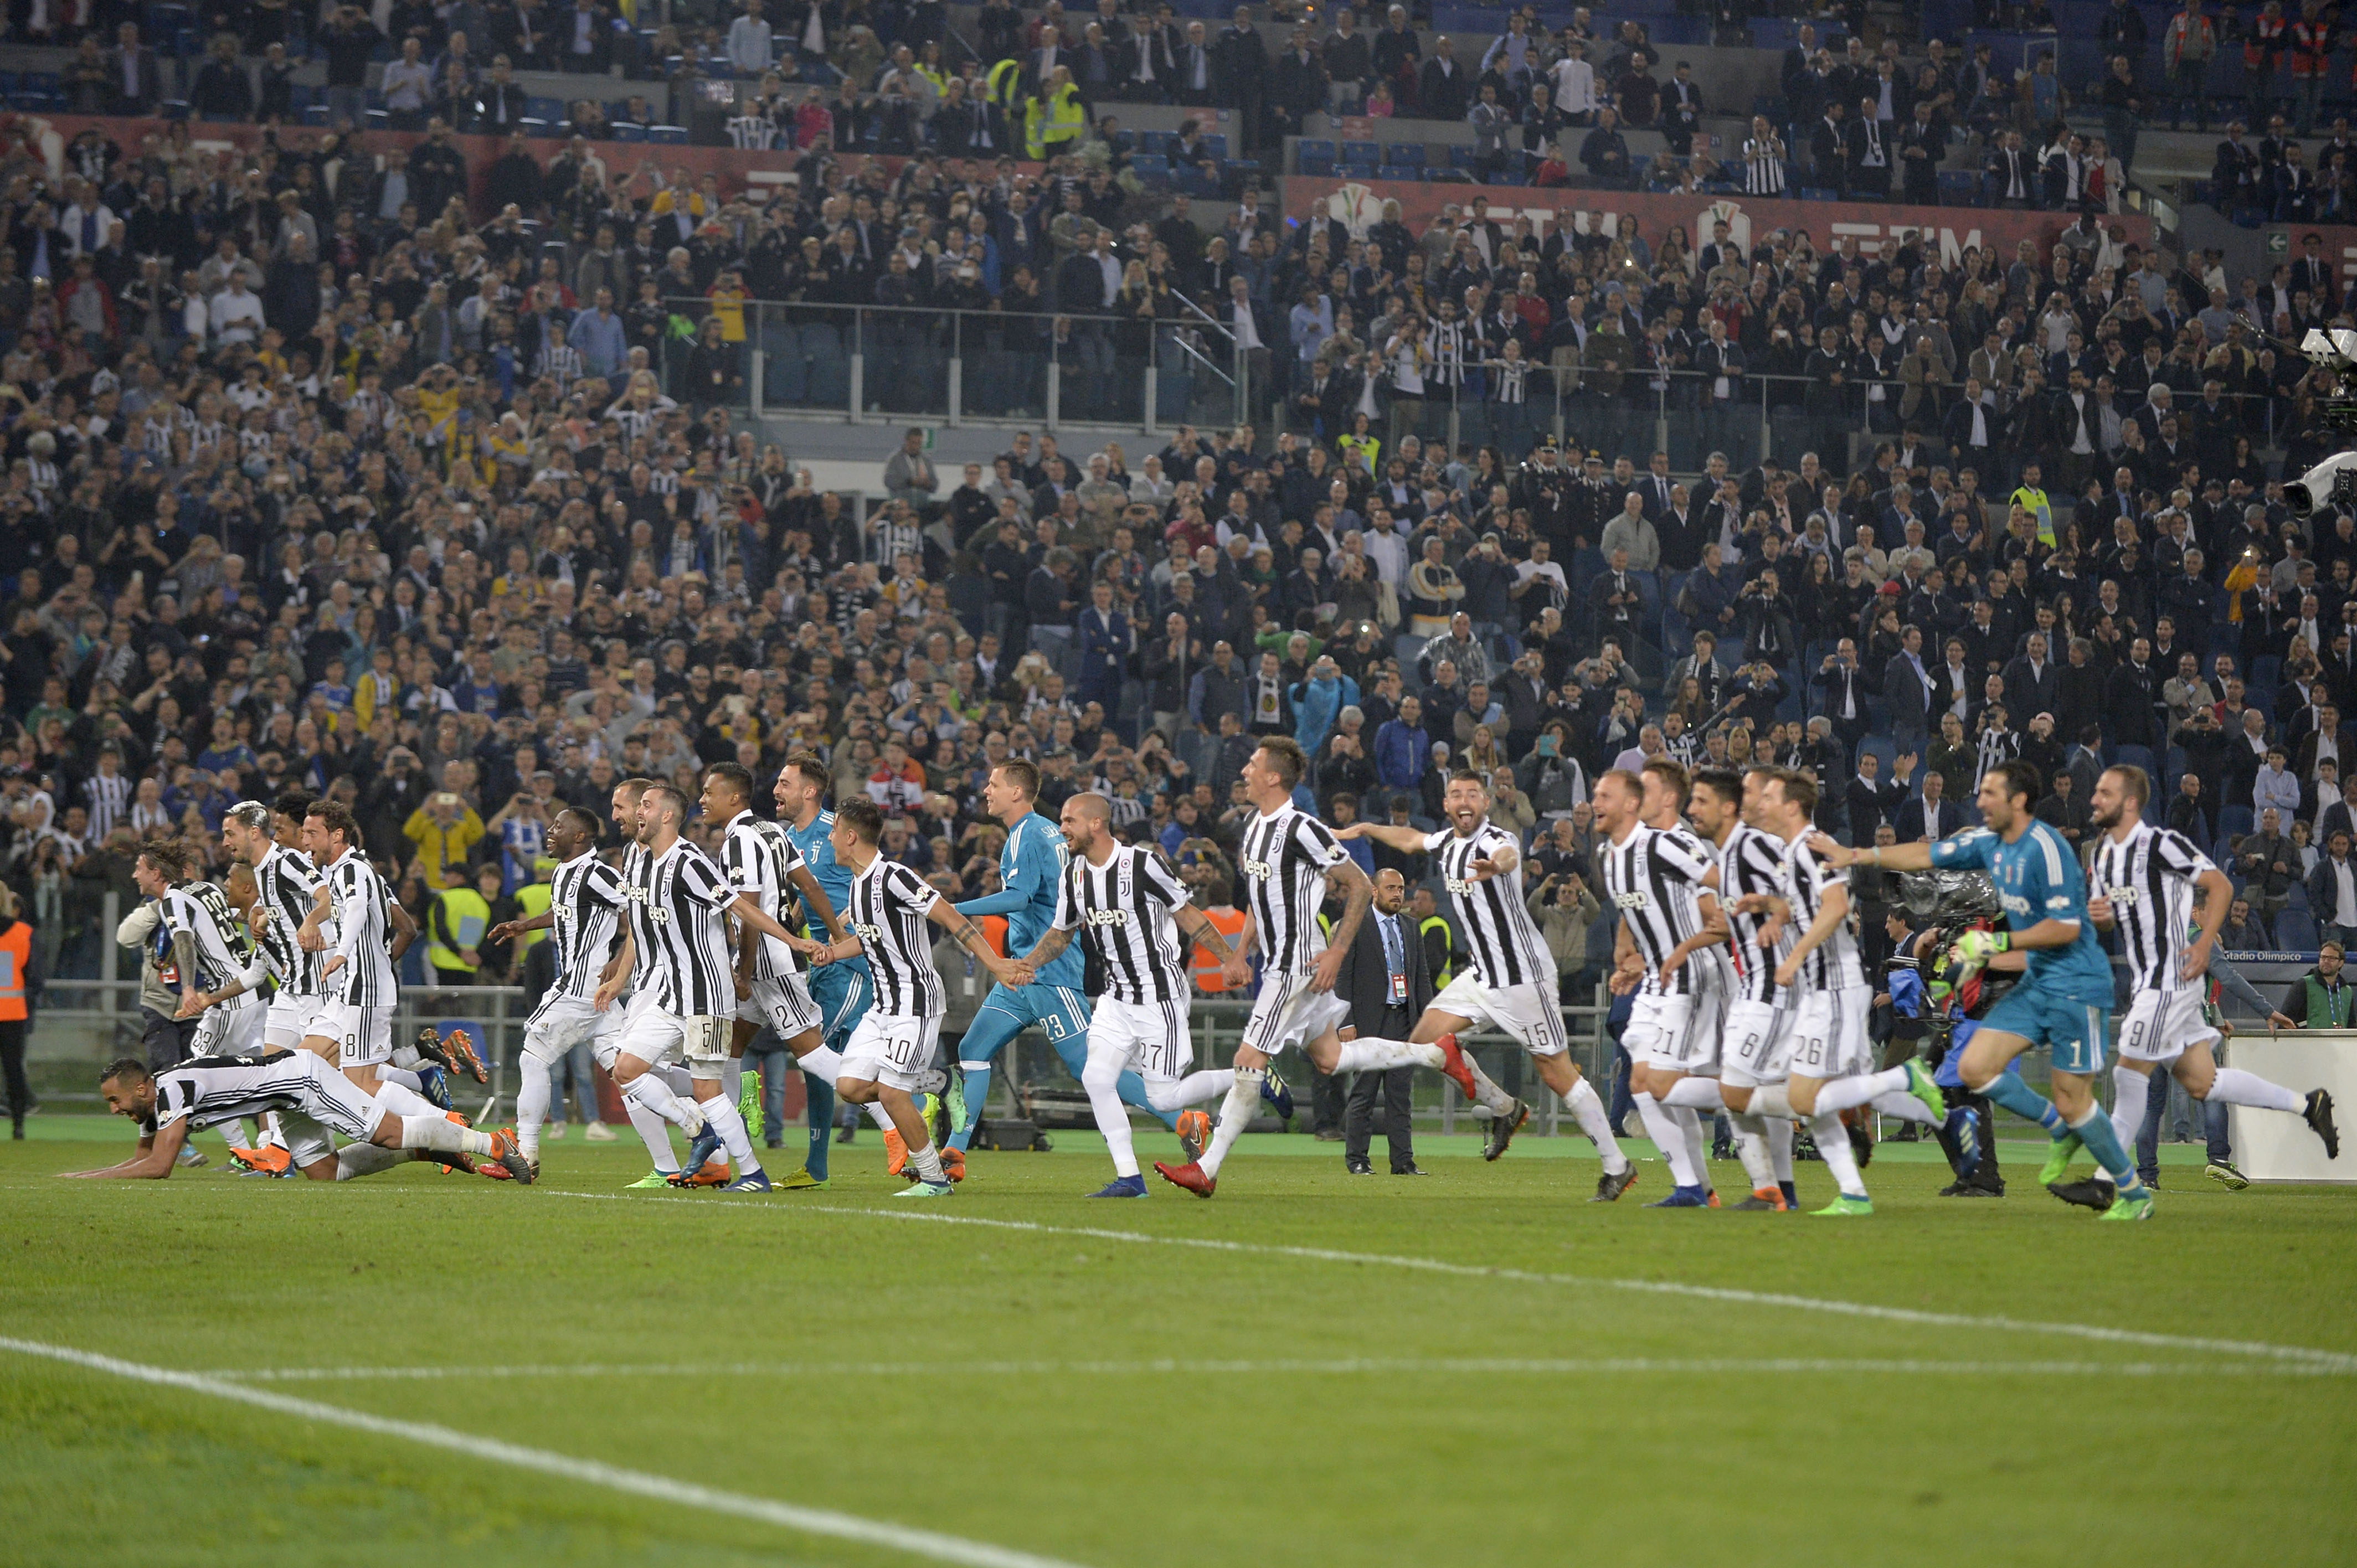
{"left": 1937, "top": 170, "right": 1979, "bottom": 201}
{"left": 1134, "top": 129, "right": 1169, "bottom": 153}
{"left": 365, "top": 109, "right": 390, "bottom": 132}
{"left": 1297, "top": 137, "right": 1335, "bottom": 164}
{"left": 162, "top": 99, "right": 192, "bottom": 120}
{"left": 1200, "top": 132, "right": 1227, "bottom": 159}
{"left": 527, "top": 95, "right": 565, "bottom": 121}
{"left": 303, "top": 102, "right": 330, "bottom": 124}
{"left": 1799, "top": 186, "right": 1839, "bottom": 201}
{"left": 2279, "top": 909, "right": 2320, "bottom": 950}
{"left": 2218, "top": 805, "right": 2255, "bottom": 843}
{"left": 611, "top": 122, "right": 646, "bottom": 141}
{"left": 1446, "top": 145, "right": 1479, "bottom": 168}
{"left": 1130, "top": 152, "right": 1171, "bottom": 180}
{"left": 2113, "top": 744, "right": 2156, "bottom": 776}
{"left": 0, "top": 72, "right": 20, "bottom": 95}
{"left": 2289, "top": 881, "right": 2311, "bottom": 911}
{"left": 1383, "top": 141, "right": 1424, "bottom": 167}
{"left": 649, "top": 125, "right": 688, "bottom": 145}
{"left": 1299, "top": 155, "right": 1334, "bottom": 178}
{"left": 1341, "top": 139, "right": 1379, "bottom": 167}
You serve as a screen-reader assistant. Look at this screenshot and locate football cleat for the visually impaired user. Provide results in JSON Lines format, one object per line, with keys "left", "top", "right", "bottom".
{"left": 1811, "top": 1194, "right": 1874, "bottom": 1217}
{"left": 1089, "top": 1174, "right": 1149, "bottom": 1198}
{"left": 1260, "top": 1069, "right": 1295, "bottom": 1121}
{"left": 883, "top": 1125, "right": 909, "bottom": 1177}
{"left": 1590, "top": 1164, "right": 1639, "bottom": 1202}
{"left": 486, "top": 1128, "right": 532, "bottom": 1184}
{"left": 439, "top": 1028, "right": 488, "bottom": 1084}
{"left": 1645, "top": 1184, "right": 1710, "bottom": 1208}
{"left": 1153, "top": 1159, "right": 1217, "bottom": 1198}
{"left": 1432, "top": 1033, "right": 1481, "bottom": 1102}
{"left": 1942, "top": 1107, "right": 1983, "bottom": 1180}
{"left": 739, "top": 1067, "right": 764, "bottom": 1143}
{"left": 2039, "top": 1131, "right": 2085, "bottom": 1187}
{"left": 175, "top": 1146, "right": 209, "bottom": 1168}
{"left": 1902, "top": 1059, "right": 1949, "bottom": 1128}
{"left": 2305, "top": 1089, "right": 2340, "bottom": 1159}
{"left": 1176, "top": 1109, "right": 1211, "bottom": 1164}
{"left": 1732, "top": 1187, "right": 1789, "bottom": 1211}
{"left": 668, "top": 1158, "right": 732, "bottom": 1189}
{"left": 1847, "top": 1118, "right": 1874, "bottom": 1169}
{"left": 478, "top": 1162, "right": 515, "bottom": 1182}
{"left": 894, "top": 1179, "right": 954, "bottom": 1199}
{"left": 417, "top": 1065, "right": 452, "bottom": 1111}
{"left": 1483, "top": 1098, "right": 1531, "bottom": 1162}
{"left": 722, "top": 1169, "right": 773, "bottom": 1193}
{"left": 774, "top": 1165, "right": 829, "bottom": 1190}
{"left": 2205, "top": 1159, "right": 2250, "bottom": 1191}
{"left": 1779, "top": 1180, "right": 1799, "bottom": 1208}
{"left": 684, "top": 1120, "right": 727, "bottom": 1177}
{"left": 1705, "top": 1188, "right": 1722, "bottom": 1208}
{"left": 2099, "top": 1190, "right": 2157, "bottom": 1222}
{"left": 944, "top": 1072, "right": 969, "bottom": 1140}
{"left": 2047, "top": 1178, "right": 2116, "bottom": 1212}
{"left": 626, "top": 1170, "right": 676, "bottom": 1189}
{"left": 228, "top": 1143, "right": 291, "bottom": 1175}
{"left": 936, "top": 1146, "right": 966, "bottom": 1183}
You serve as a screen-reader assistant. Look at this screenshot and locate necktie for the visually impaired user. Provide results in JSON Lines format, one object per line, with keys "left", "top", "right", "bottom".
{"left": 1380, "top": 914, "right": 1403, "bottom": 977}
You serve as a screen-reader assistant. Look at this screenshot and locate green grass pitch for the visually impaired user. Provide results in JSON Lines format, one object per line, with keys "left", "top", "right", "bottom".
{"left": 5, "top": 1117, "right": 2355, "bottom": 1568}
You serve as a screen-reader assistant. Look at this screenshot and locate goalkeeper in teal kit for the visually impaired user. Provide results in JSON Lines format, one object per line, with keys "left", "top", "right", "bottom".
{"left": 1812, "top": 759, "right": 2159, "bottom": 1220}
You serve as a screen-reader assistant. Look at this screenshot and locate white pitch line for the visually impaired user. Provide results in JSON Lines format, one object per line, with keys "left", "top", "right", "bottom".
{"left": 0, "top": 1335, "right": 1089, "bottom": 1568}
{"left": 534, "top": 1188, "right": 2357, "bottom": 1374}
{"left": 197, "top": 1356, "right": 2353, "bottom": 1383}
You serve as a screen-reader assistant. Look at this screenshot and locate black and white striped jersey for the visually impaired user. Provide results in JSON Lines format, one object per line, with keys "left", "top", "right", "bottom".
{"left": 1777, "top": 834, "right": 1865, "bottom": 992}
{"left": 140, "top": 1050, "right": 370, "bottom": 1139}
{"left": 846, "top": 855, "right": 944, "bottom": 1017}
{"left": 81, "top": 771, "right": 130, "bottom": 840}
{"left": 548, "top": 851, "right": 627, "bottom": 1002}
{"left": 161, "top": 881, "right": 260, "bottom": 994}
{"left": 624, "top": 837, "right": 739, "bottom": 1017}
{"left": 1719, "top": 822, "right": 1794, "bottom": 1005}
{"left": 1423, "top": 819, "right": 1552, "bottom": 990}
{"left": 1598, "top": 823, "right": 1713, "bottom": 997}
{"left": 321, "top": 849, "right": 399, "bottom": 1007}
{"left": 719, "top": 808, "right": 807, "bottom": 982}
{"left": 252, "top": 844, "right": 325, "bottom": 997}
{"left": 2090, "top": 822, "right": 2215, "bottom": 995}
{"left": 1237, "top": 805, "right": 1352, "bottom": 975}
{"left": 1053, "top": 843, "right": 1192, "bottom": 1005}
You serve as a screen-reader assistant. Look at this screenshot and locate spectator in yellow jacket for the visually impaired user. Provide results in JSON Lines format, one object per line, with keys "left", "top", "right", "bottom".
{"left": 404, "top": 791, "right": 485, "bottom": 890}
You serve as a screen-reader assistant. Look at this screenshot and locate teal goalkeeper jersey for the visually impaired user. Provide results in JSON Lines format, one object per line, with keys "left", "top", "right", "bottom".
{"left": 956, "top": 811, "right": 1085, "bottom": 989}
{"left": 1928, "top": 819, "right": 2116, "bottom": 1005}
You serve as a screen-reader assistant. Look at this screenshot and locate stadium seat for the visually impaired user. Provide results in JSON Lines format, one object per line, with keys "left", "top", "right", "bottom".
{"left": 1299, "top": 156, "right": 1335, "bottom": 178}
{"left": 2289, "top": 881, "right": 2311, "bottom": 911}
{"left": 1340, "top": 140, "right": 1379, "bottom": 167}
{"left": 1134, "top": 129, "right": 1169, "bottom": 153}
{"left": 1799, "top": 186, "right": 1839, "bottom": 201}
{"left": 2218, "top": 805, "right": 2255, "bottom": 843}
{"left": 2113, "top": 744, "right": 2156, "bottom": 776}
{"left": 2279, "top": 909, "right": 2320, "bottom": 950}
{"left": 1200, "top": 133, "right": 1227, "bottom": 159}
{"left": 611, "top": 122, "right": 646, "bottom": 141}
{"left": 1447, "top": 145, "right": 1479, "bottom": 168}
{"left": 162, "top": 99, "right": 192, "bottom": 120}
{"left": 649, "top": 125, "right": 688, "bottom": 144}
{"left": 1296, "top": 138, "right": 1335, "bottom": 164}
{"left": 1383, "top": 142, "right": 1425, "bottom": 167}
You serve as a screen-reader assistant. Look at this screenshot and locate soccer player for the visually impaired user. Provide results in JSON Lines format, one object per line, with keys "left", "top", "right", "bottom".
{"left": 593, "top": 775, "right": 714, "bottom": 1187}
{"left": 594, "top": 782, "right": 828, "bottom": 1193}
{"left": 292, "top": 800, "right": 446, "bottom": 1128}
{"left": 806, "top": 796, "right": 1027, "bottom": 1197}
{"left": 485, "top": 806, "right": 631, "bottom": 1180}
{"left": 776, "top": 752, "right": 898, "bottom": 1178}
{"left": 215, "top": 796, "right": 333, "bottom": 1174}
{"left": 131, "top": 838, "right": 272, "bottom": 1167}
{"left": 1594, "top": 765, "right": 1727, "bottom": 1206}
{"left": 1338, "top": 770, "right": 1633, "bottom": 1184}
{"left": 1811, "top": 761, "right": 2159, "bottom": 1218}
{"left": 945, "top": 759, "right": 1199, "bottom": 1169}
{"left": 60, "top": 1051, "right": 525, "bottom": 1182}
{"left": 2073, "top": 765, "right": 2337, "bottom": 1205}
{"left": 1152, "top": 737, "right": 1493, "bottom": 1198}
{"left": 1006, "top": 792, "right": 1246, "bottom": 1196}
{"left": 1748, "top": 766, "right": 1951, "bottom": 1216}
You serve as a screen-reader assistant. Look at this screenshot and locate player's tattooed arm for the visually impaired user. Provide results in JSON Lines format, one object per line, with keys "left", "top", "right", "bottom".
{"left": 1172, "top": 902, "right": 1234, "bottom": 963}
{"left": 1313, "top": 859, "right": 1374, "bottom": 993}
{"left": 1220, "top": 908, "right": 1258, "bottom": 989}
{"left": 927, "top": 899, "right": 1024, "bottom": 986}
{"left": 170, "top": 929, "right": 205, "bottom": 1019}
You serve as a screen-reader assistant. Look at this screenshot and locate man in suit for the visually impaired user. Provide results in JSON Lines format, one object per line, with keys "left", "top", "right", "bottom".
{"left": 1846, "top": 750, "right": 1907, "bottom": 842}
{"left": 1845, "top": 96, "right": 1892, "bottom": 198}
{"left": 1882, "top": 621, "right": 1934, "bottom": 747}
{"left": 109, "top": 23, "right": 163, "bottom": 116}
{"left": 1332, "top": 866, "right": 1432, "bottom": 1175}
{"left": 1810, "top": 100, "right": 1848, "bottom": 191}
{"left": 1812, "top": 637, "right": 1876, "bottom": 755}
{"left": 1894, "top": 765, "right": 1960, "bottom": 841}
{"left": 2001, "top": 633, "right": 2061, "bottom": 721}
{"left": 1897, "top": 100, "right": 1946, "bottom": 205}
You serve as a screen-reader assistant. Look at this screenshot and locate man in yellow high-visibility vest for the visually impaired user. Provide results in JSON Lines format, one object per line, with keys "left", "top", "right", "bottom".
{"left": 1025, "top": 65, "right": 1087, "bottom": 159}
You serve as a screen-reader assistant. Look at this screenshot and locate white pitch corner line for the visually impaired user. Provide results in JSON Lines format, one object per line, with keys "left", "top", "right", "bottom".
{"left": 532, "top": 1188, "right": 2357, "bottom": 1374}
{"left": 0, "top": 1336, "right": 1090, "bottom": 1568}
{"left": 195, "top": 1356, "right": 2352, "bottom": 1383}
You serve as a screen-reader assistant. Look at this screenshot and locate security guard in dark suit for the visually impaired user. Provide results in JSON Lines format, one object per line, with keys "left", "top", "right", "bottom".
{"left": 1334, "top": 867, "right": 1435, "bottom": 1174}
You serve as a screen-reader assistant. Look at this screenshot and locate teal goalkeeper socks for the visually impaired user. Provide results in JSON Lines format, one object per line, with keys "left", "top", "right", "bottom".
{"left": 1981, "top": 1071, "right": 2068, "bottom": 1137}
{"left": 2068, "top": 1107, "right": 2146, "bottom": 1193}
{"left": 1118, "top": 1067, "right": 1180, "bottom": 1131}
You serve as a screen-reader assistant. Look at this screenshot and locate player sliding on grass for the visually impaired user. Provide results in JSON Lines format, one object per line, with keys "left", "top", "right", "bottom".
{"left": 1337, "top": 769, "right": 1634, "bottom": 1184}
{"left": 2069, "top": 765, "right": 2338, "bottom": 1206}
{"left": 60, "top": 1051, "right": 527, "bottom": 1182}
{"left": 1002, "top": 791, "right": 1245, "bottom": 1197}
{"left": 806, "top": 796, "right": 1028, "bottom": 1198}
{"left": 1810, "top": 760, "right": 2161, "bottom": 1219}
{"left": 1152, "top": 737, "right": 1510, "bottom": 1199}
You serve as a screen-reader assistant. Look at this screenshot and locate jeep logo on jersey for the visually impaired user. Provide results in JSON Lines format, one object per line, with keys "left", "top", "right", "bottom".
{"left": 2107, "top": 886, "right": 2142, "bottom": 906}
{"left": 1613, "top": 891, "right": 1649, "bottom": 910}
{"left": 1241, "top": 857, "right": 1275, "bottom": 879}
{"left": 1083, "top": 908, "right": 1131, "bottom": 927}
{"left": 853, "top": 922, "right": 885, "bottom": 941}
{"left": 646, "top": 907, "right": 671, "bottom": 925}
{"left": 1445, "top": 876, "right": 1478, "bottom": 896}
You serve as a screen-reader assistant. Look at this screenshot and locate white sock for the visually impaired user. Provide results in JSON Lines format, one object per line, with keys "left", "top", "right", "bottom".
{"left": 1564, "top": 1076, "right": 1629, "bottom": 1174}
{"left": 701, "top": 1095, "right": 759, "bottom": 1174}
{"left": 909, "top": 1140, "right": 945, "bottom": 1184}
{"left": 390, "top": 1044, "right": 424, "bottom": 1070}
{"left": 1634, "top": 1092, "right": 1699, "bottom": 1187}
{"left": 1334, "top": 1036, "right": 1428, "bottom": 1072}
{"left": 1870, "top": 1090, "right": 1942, "bottom": 1127}
{"left": 1459, "top": 1048, "right": 1515, "bottom": 1115}
{"left": 1813, "top": 1065, "right": 1909, "bottom": 1115}
{"left": 1199, "top": 1068, "right": 1262, "bottom": 1178}
{"left": 1810, "top": 1112, "right": 1867, "bottom": 1199}
{"left": 1729, "top": 1112, "right": 1777, "bottom": 1192}
{"left": 722, "top": 1058, "right": 743, "bottom": 1104}
{"left": 1083, "top": 1055, "right": 1139, "bottom": 1178}
{"left": 624, "top": 1094, "right": 680, "bottom": 1173}
{"left": 334, "top": 1143, "right": 408, "bottom": 1180}
{"left": 799, "top": 1045, "right": 843, "bottom": 1084}
{"left": 1661, "top": 1076, "right": 1725, "bottom": 1111}
{"left": 625, "top": 1073, "right": 708, "bottom": 1135}
{"left": 517, "top": 1054, "right": 552, "bottom": 1164}
{"left": 1676, "top": 1107, "right": 1710, "bottom": 1192}
{"left": 1145, "top": 1070, "right": 1234, "bottom": 1112}
{"left": 1751, "top": 1082, "right": 1796, "bottom": 1119}
{"left": 373, "top": 1081, "right": 439, "bottom": 1119}
{"left": 259, "top": 1113, "right": 285, "bottom": 1151}
{"left": 218, "top": 1118, "right": 253, "bottom": 1151}
{"left": 2206, "top": 1067, "right": 2307, "bottom": 1114}
{"left": 379, "top": 1066, "right": 424, "bottom": 1094}
{"left": 1764, "top": 1115, "right": 1795, "bottom": 1184}
{"left": 401, "top": 1114, "right": 494, "bottom": 1157}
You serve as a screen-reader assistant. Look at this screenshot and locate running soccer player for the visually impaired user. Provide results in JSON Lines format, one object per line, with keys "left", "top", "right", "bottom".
{"left": 1152, "top": 737, "right": 1494, "bottom": 1198}
{"left": 807, "top": 796, "right": 1026, "bottom": 1198}
{"left": 294, "top": 800, "right": 445, "bottom": 1128}
{"left": 594, "top": 776, "right": 711, "bottom": 1185}
{"left": 777, "top": 752, "right": 898, "bottom": 1178}
{"left": 485, "top": 806, "right": 630, "bottom": 1180}
{"left": 145, "top": 838, "right": 269, "bottom": 1062}
{"left": 595, "top": 782, "right": 828, "bottom": 1194}
{"left": 1006, "top": 792, "right": 1245, "bottom": 1196}
{"left": 1338, "top": 770, "right": 1632, "bottom": 1181}
{"left": 945, "top": 759, "right": 1196, "bottom": 1168}
{"left": 2071, "top": 765, "right": 2338, "bottom": 1205}
{"left": 1812, "top": 760, "right": 2158, "bottom": 1218}
{"left": 224, "top": 796, "right": 327, "bottom": 1055}
{"left": 1594, "top": 765, "right": 1725, "bottom": 1206}
{"left": 60, "top": 1051, "right": 525, "bottom": 1181}
{"left": 1748, "top": 766, "right": 1951, "bottom": 1216}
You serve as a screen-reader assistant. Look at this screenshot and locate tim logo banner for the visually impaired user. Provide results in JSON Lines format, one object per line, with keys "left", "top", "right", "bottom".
{"left": 1284, "top": 178, "right": 2154, "bottom": 271}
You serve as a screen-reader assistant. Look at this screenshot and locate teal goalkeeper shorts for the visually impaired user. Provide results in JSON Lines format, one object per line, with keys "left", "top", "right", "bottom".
{"left": 1979, "top": 986, "right": 2110, "bottom": 1076}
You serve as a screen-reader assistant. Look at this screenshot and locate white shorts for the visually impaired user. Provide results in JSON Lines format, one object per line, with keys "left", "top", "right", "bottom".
{"left": 615, "top": 995, "right": 731, "bottom": 1074}
{"left": 312, "top": 1000, "right": 393, "bottom": 1068}
{"left": 190, "top": 997, "right": 267, "bottom": 1059}
{"left": 1085, "top": 995, "right": 1194, "bottom": 1084}
{"left": 2116, "top": 986, "right": 2216, "bottom": 1065}
{"left": 265, "top": 993, "right": 328, "bottom": 1051}
{"left": 740, "top": 973, "right": 822, "bottom": 1041}
{"left": 1782, "top": 983, "right": 1874, "bottom": 1082}
{"left": 275, "top": 1111, "right": 336, "bottom": 1169}
{"left": 1626, "top": 979, "right": 1724, "bottom": 1075}
{"left": 839, "top": 1011, "right": 941, "bottom": 1092}
{"left": 1722, "top": 998, "right": 1792, "bottom": 1089}
{"left": 1240, "top": 970, "right": 1351, "bottom": 1058}
{"left": 1430, "top": 972, "right": 1569, "bottom": 1057}
{"left": 523, "top": 992, "right": 625, "bottom": 1065}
